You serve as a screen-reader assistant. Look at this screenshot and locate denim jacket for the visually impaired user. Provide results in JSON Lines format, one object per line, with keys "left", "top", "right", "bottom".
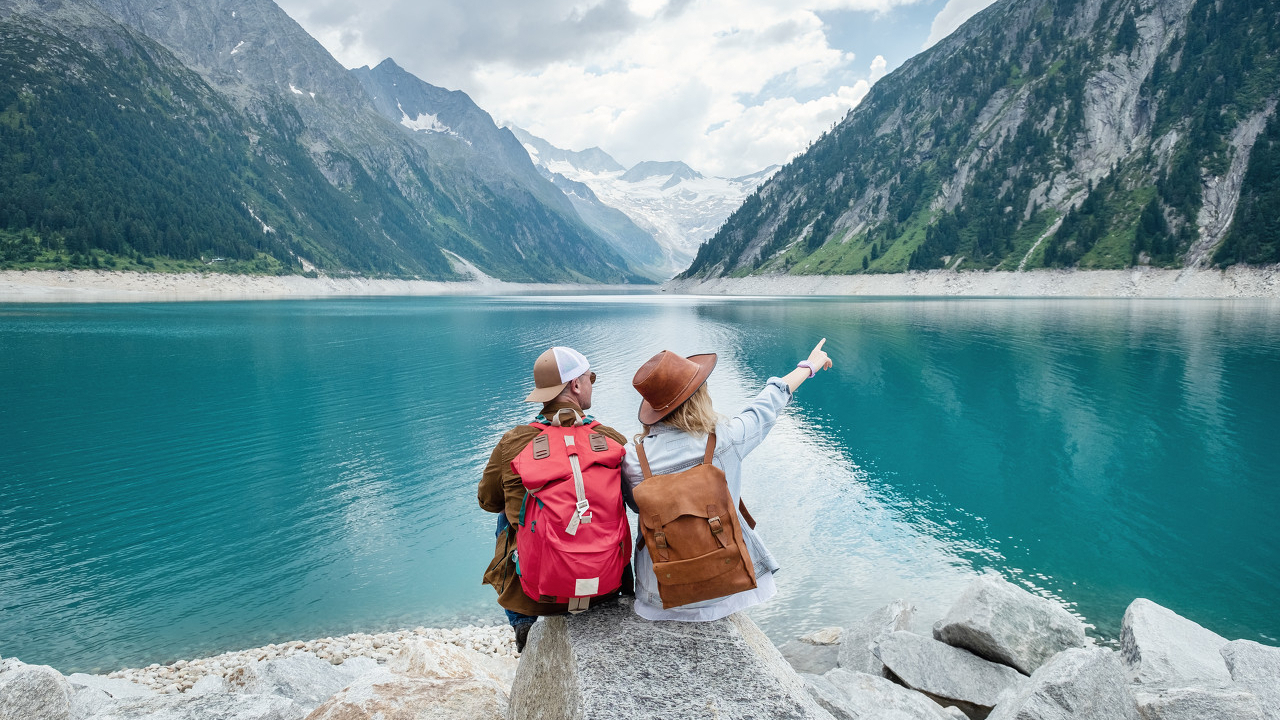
{"left": 621, "top": 378, "right": 792, "bottom": 611}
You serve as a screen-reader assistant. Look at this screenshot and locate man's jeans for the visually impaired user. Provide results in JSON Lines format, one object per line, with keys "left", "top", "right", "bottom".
{"left": 496, "top": 514, "right": 537, "bottom": 629}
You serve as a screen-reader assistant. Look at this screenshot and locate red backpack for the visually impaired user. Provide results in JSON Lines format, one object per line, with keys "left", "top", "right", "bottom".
{"left": 510, "top": 411, "right": 631, "bottom": 613}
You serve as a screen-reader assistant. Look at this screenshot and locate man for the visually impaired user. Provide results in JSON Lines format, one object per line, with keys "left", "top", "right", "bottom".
{"left": 478, "top": 346, "right": 629, "bottom": 651}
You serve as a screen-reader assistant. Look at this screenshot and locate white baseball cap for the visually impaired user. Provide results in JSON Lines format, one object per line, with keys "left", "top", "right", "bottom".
{"left": 525, "top": 347, "right": 591, "bottom": 403}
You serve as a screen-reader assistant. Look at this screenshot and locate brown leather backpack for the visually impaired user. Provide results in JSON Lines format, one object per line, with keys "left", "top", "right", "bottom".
{"left": 632, "top": 433, "right": 758, "bottom": 609}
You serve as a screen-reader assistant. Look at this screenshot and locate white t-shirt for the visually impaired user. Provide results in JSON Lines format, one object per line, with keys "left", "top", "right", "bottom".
{"left": 632, "top": 569, "right": 777, "bottom": 622}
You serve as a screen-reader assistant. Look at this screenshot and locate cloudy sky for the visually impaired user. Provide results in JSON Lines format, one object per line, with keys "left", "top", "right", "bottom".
{"left": 276, "top": 0, "right": 998, "bottom": 177}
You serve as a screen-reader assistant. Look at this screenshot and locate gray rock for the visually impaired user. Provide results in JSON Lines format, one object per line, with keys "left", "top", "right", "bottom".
{"left": 933, "top": 574, "right": 1086, "bottom": 674}
{"left": 78, "top": 693, "right": 303, "bottom": 720}
{"left": 803, "top": 673, "right": 856, "bottom": 720}
{"left": 804, "top": 668, "right": 956, "bottom": 720}
{"left": 307, "top": 674, "right": 508, "bottom": 720}
{"left": 230, "top": 652, "right": 373, "bottom": 713}
{"left": 65, "top": 675, "right": 154, "bottom": 720}
{"left": 838, "top": 600, "right": 916, "bottom": 676}
{"left": 189, "top": 674, "right": 230, "bottom": 695}
{"left": 942, "top": 707, "right": 969, "bottom": 719}
{"left": 66, "top": 674, "right": 154, "bottom": 699}
{"left": 873, "top": 631, "right": 1026, "bottom": 718}
{"left": 805, "top": 627, "right": 845, "bottom": 645}
{"left": 508, "top": 597, "right": 834, "bottom": 719}
{"left": 70, "top": 686, "right": 113, "bottom": 719}
{"left": 0, "top": 658, "right": 73, "bottom": 720}
{"left": 1133, "top": 687, "right": 1265, "bottom": 720}
{"left": 389, "top": 639, "right": 507, "bottom": 684}
{"left": 1120, "top": 599, "right": 1231, "bottom": 687}
{"left": 1220, "top": 640, "right": 1280, "bottom": 720}
{"left": 783, "top": 640, "right": 842, "bottom": 675}
{"left": 987, "top": 648, "right": 1138, "bottom": 720}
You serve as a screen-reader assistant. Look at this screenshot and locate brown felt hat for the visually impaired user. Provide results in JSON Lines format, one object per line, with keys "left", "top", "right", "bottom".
{"left": 633, "top": 350, "right": 717, "bottom": 425}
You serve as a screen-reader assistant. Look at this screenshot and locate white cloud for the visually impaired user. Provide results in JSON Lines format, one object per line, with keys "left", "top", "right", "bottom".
{"left": 922, "top": 0, "right": 998, "bottom": 49}
{"left": 869, "top": 54, "right": 888, "bottom": 83}
{"left": 278, "top": 0, "right": 923, "bottom": 176}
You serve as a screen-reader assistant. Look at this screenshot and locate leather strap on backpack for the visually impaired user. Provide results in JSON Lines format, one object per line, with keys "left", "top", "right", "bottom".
{"left": 635, "top": 432, "right": 756, "bottom": 529}
{"left": 636, "top": 435, "right": 655, "bottom": 479}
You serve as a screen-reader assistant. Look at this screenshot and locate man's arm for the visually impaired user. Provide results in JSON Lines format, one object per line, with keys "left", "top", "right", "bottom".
{"left": 477, "top": 441, "right": 508, "bottom": 515}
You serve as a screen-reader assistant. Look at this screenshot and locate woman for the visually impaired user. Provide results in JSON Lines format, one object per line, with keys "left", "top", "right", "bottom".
{"left": 622, "top": 339, "right": 833, "bottom": 621}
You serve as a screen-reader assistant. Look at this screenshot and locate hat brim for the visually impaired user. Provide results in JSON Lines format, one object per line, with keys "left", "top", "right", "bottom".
{"left": 637, "top": 353, "right": 717, "bottom": 425}
{"left": 524, "top": 382, "right": 568, "bottom": 403}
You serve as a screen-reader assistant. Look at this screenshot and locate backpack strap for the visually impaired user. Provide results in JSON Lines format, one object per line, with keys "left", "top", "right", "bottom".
{"left": 563, "top": 434, "right": 592, "bottom": 535}
{"left": 637, "top": 430, "right": 714, "bottom": 479}
{"left": 739, "top": 499, "right": 756, "bottom": 530}
{"left": 548, "top": 408, "right": 584, "bottom": 427}
{"left": 635, "top": 436, "right": 654, "bottom": 479}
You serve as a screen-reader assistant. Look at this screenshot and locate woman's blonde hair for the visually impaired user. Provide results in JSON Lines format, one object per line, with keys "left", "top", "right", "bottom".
{"left": 659, "top": 383, "right": 722, "bottom": 437}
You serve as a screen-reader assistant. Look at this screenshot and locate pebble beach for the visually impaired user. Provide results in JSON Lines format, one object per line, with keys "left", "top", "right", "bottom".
{"left": 104, "top": 625, "right": 517, "bottom": 695}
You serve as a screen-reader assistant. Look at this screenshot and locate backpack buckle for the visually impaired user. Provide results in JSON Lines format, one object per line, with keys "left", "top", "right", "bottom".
{"left": 654, "top": 531, "right": 668, "bottom": 549}
{"left": 708, "top": 516, "right": 724, "bottom": 535}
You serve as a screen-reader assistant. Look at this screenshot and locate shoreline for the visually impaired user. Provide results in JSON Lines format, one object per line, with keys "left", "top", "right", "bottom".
{"left": 44, "top": 624, "right": 516, "bottom": 694}
{"left": 665, "top": 265, "right": 1280, "bottom": 298}
{"left": 0, "top": 270, "right": 649, "bottom": 303}
{"left": 3, "top": 266, "right": 1279, "bottom": 302}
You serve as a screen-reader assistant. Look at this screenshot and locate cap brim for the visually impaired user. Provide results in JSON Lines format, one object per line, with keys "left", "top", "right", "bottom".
{"left": 637, "top": 353, "right": 717, "bottom": 425}
{"left": 525, "top": 382, "right": 568, "bottom": 403}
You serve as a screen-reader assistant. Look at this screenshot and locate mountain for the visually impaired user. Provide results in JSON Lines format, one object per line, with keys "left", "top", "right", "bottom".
{"left": 0, "top": 0, "right": 646, "bottom": 283}
{"left": 510, "top": 126, "right": 777, "bottom": 276}
{"left": 514, "top": 132, "right": 625, "bottom": 175}
{"left": 536, "top": 169, "right": 669, "bottom": 280}
{"left": 680, "top": 0, "right": 1280, "bottom": 280}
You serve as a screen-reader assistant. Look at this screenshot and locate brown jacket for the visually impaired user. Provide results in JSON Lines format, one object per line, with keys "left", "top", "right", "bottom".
{"left": 478, "top": 401, "right": 628, "bottom": 616}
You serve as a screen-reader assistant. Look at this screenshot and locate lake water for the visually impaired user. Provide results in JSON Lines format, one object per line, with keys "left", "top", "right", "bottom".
{"left": 2, "top": 295, "right": 1277, "bottom": 673}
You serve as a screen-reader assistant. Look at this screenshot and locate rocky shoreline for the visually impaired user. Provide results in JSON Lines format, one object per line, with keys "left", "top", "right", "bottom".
{"left": 4, "top": 575, "right": 1275, "bottom": 719}
{"left": 0, "top": 270, "right": 642, "bottom": 303}
{"left": 3, "top": 266, "right": 1280, "bottom": 302}
{"left": 0, "top": 624, "right": 518, "bottom": 719}
{"left": 666, "top": 265, "right": 1280, "bottom": 298}
{"left": 102, "top": 625, "right": 516, "bottom": 695}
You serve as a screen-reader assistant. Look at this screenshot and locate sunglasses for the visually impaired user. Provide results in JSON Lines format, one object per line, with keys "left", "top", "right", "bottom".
{"left": 588, "top": 371, "right": 597, "bottom": 384}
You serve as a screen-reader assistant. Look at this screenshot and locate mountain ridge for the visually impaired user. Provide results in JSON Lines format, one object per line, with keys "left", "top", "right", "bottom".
{"left": 680, "top": 0, "right": 1280, "bottom": 280}
{"left": 0, "top": 0, "right": 650, "bottom": 283}
{"left": 511, "top": 125, "right": 777, "bottom": 276}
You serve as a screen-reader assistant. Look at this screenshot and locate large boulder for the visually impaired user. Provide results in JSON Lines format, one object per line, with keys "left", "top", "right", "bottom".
{"left": 66, "top": 674, "right": 155, "bottom": 699}
{"left": 390, "top": 638, "right": 517, "bottom": 688}
{"left": 987, "top": 648, "right": 1138, "bottom": 720}
{"left": 933, "top": 575, "right": 1086, "bottom": 675}
{"left": 508, "top": 597, "right": 834, "bottom": 720}
{"left": 804, "top": 668, "right": 956, "bottom": 720}
{"left": 1132, "top": 687, "right": 1265, "bottom": 720}
{"left": 305, "top": 674, "right": 509, "bottom": 720}
{"left": 1120, "top": 599, "right": 1231, "bottom": 687}
{"left": 1220, "top": 640, "right": 1280, "bottom": 720}
{"left": 873, "top": 631, "right": 1026, "bottom": 718}
{"left": 229, "top": 653, "right": 379, "bottom": 714}
{"left": 782, "top": 628, "right": 845, "bottom": 675}
{"left": 65, "top": 674, "right": 154, "bottom": 719}
{"left": 0, "top": 659, "right": 73, "bottom": 720}
{"left": 308, "top": 638, "right": 514, "bottom": 720}
{"left": 837, "top": 600, "right": 916, "bottom": 676}
{"left": 79, "top": 693, "right": 305, "bottom": 720}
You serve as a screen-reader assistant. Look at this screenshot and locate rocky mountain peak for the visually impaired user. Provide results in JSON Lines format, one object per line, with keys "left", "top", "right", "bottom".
{"left": 681, "top": 0, "right": 1280, "bottom": 279}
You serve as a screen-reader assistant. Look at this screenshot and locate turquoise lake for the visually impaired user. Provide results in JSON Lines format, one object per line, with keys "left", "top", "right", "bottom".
{"left": 2, "top": 295, "right": 1278, "bottom": 673}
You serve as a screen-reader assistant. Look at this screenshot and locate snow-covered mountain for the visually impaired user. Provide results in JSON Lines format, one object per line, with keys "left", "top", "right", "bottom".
{"left": 509, "top": 126, "right": 777, "bottom": 276}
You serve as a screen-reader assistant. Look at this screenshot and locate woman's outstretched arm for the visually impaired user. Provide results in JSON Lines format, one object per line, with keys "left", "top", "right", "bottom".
{"left": 782, "top": 338, "right": 833, "bottom": 392}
